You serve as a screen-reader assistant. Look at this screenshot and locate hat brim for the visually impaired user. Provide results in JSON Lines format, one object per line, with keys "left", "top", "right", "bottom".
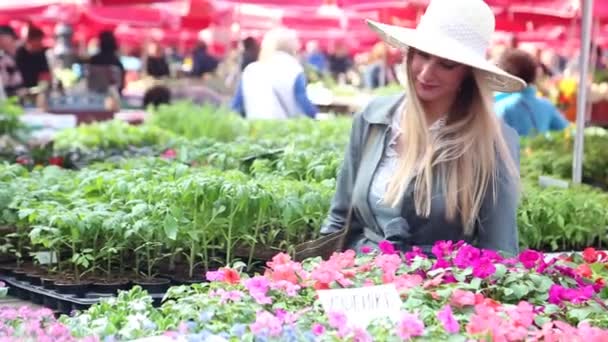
{"left": 367, "top": 20, "right": 526, "bottom": 93}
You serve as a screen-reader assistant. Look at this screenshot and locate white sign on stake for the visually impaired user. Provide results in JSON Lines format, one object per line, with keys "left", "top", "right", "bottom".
{"left": 317, "top": 284, "right": 402, "bottom": 328}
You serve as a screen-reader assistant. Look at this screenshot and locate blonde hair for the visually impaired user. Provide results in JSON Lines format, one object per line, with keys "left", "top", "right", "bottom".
{"left": 384, "top": 49, "right": 519, "bottom": 235}
{"left": 258, "top": 27, "right": 299, "bottom": 62}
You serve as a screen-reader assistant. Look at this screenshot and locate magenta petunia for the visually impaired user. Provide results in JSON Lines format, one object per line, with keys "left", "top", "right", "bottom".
{"left": 311, "top": 323, "right": 325, "bottom": 336}
{"left": 453, "top": 244, "right": 481, "bottom": 269}
{"left": 472, "top": 258, "right": 496, "bottom": 278}
{"left": 378, "top": 240, "right": 396, "bottom": 255}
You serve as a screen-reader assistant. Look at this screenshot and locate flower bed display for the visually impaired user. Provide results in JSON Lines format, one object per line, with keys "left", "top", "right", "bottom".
{"left": 56, "top": 241, "right": 608, "bottom": 341}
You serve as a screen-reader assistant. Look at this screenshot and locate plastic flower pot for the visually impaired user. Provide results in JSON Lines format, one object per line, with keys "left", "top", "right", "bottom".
{"left": 25, "top": 272, "right": 43, "bottom": 286}
{"left": 90, "top": 278, "right": 131, "bottom": 294}
{"left": 41, "top": 277, "right": 56, "bottom": 290}
{"left": 132, "top": 278, "right": 171, "bottom": 294}
{"left": 54, "top": 280, "right": 91, "bottom": 298}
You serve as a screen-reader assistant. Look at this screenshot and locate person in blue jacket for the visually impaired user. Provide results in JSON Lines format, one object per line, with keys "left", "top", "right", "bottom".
{"left": 494, "top": 48, "right": 569, "bottom": 136}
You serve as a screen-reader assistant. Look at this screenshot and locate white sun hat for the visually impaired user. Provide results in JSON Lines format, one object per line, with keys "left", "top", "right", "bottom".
{"left": 367, "top": 0, "right": 526, "bottom": 93}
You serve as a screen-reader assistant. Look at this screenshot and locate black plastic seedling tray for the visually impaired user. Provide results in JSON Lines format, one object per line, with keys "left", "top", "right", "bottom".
{"left": 0, "top": 275, "right": 167, "bottom": 315}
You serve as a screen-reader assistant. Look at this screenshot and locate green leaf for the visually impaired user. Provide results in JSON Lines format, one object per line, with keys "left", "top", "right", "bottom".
{"left": 493, "top": 264, "right": 507, "bottom": 279}
{"left": 567, "top": 307, "right": 595, "bottom": 322}
{"left": 163, "top": 215, "right": 178, "bottom": 240}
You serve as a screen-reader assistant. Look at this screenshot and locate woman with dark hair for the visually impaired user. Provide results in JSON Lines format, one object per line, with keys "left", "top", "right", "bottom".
{"left": 495, "top": 48, "right": 569, "bottom": 136}
{"left": 88, "top": 30, "right": 125, "bottom": 93}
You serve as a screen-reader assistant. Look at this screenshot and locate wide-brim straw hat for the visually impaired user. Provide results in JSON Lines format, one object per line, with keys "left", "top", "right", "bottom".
{"left": 367, "top": 0, "right": 526, "bottom": 92}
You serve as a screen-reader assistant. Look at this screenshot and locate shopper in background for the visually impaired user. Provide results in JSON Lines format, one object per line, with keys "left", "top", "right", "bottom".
{"left": 0, "top": 25, "right": 23, "bottom": 97}
{"left": 145, "top": 42, "right": 170, "bottom": 79}
{"left": 15, "top": 26, "right": 50, "bottom": 89}
{"left": 231, "top": 27, "right": 317, "bottom": 119}
{"left": 240, "top": 37, "right": 259, "bottom": 71}
{"left": 88, "top": 30, "right": 125, "bottom": 94}
{"left": 190, "top": 41, "right": 219, "bottom": 78}
{"left": 495, "top": 48, "right": 569, "bottom": 136}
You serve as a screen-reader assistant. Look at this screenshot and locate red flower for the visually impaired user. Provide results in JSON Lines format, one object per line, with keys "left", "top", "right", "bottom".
{"left": 583, "top": 248, "right": 599, "bottom": 264}
{"left": 222, "top": 268, "right": 240, "bottom": 285}
{"left": 48, "top": 156, "right": 64, "bottom": 166}
{"left": 593, "top": 278, "right": 606, "bottom": 293}
{"left": 576, "top": 264, "right": 593, "bottom": 279}
{"left": 161, "top": 149, "right": 177, "bottom": 159}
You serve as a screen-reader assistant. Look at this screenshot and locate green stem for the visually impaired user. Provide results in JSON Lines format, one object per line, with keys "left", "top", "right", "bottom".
{"left": 248, "top": 205, "right": 265, "bottom": 268}
{"left": 72, "top": 240, "right": 79, "bottom": 282}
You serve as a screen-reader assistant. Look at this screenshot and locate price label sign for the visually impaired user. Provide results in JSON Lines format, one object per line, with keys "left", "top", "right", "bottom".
{"left": 317, "top": 284, "right": 402, "bottom": 328}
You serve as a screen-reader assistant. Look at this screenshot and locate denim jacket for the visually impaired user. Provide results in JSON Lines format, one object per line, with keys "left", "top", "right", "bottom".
{"left": 320, "top": 94, "right": 521, "bottom": 256}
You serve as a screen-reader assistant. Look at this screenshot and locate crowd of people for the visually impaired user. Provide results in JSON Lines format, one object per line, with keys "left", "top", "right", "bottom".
{"left": 0, "top": 21, "right": 606, "bottom": 137}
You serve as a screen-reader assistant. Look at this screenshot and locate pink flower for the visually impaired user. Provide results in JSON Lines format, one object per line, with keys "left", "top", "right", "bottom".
{"left": 379, "top": 240, "right": 396, "bottom": 255}
{"left": 161, "top": 149, "right": 177, "bottom": 159}
{"left": 453, "top": 245, "right": 481, "bottom": 269}
{"left": 506, "top": 301, "right": 535, "bottom": 328}
{"left": 394, "top": 274, "right": 424, "bottom": 291}
{"left": 397, "top": 312, "right": 425, "bottom": 340}
{"left": 311, "top": 323, "right": 325, "bottom": 336}
{"left": 437, "top": 305, "right": 459, "bottom": 334}
{"left": 328, "top": 311, "right": 348, "bottom": 330}
{"left": 432, "top": 240, "right": 454, "bottom": 259}
{"left": 375, "top": 254, "right": 402, "bottom": 283}
{"left": 353, "top": 327, "right": 373, "bottom": 342}
{"left": 518, "top": 250, "right": 543, "bottom": 269}
{"left": 270, "top": 280, "right": 301, "bottom": 297}
{"left": 0, "top": 281, "right": 4, "bottom": 288}
{"left": 220, "top": 290, "right": 243, "bottom": 303}
{"left": 431, "top": 257, "right": 451, "bottom": 270}
{"left": 360, "top": 246, "right": 372, "bottom": 254}
{"left": 481, "top": 249, "right": 503, "bottom": 262}
{"left": 472, "top": 258, "right": 496, "bottom": 278}
{"left": 405, "top": 246, "right": 427, "bottom": 264}
{"left": 265, "top": 253, "right": 302, "bottom": 284}
{"left": 205, "top": 268, "right": 239, "bottom": 283}
{"left": 244, "top": 276, "right": 272, "bottom": 305}
{"left": 450, "top": 289, "right": 476, "bottom": 308}
{"left": 250, "top": 311, "right": 283, "bottom": 337}
{"left": 274, "top": 309, "right": 298, "bottom": 325}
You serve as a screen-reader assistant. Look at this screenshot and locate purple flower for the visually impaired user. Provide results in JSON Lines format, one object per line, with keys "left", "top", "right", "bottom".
{"left": 519, "top": 250, "right": 543, "bottom": 269}
{"left": 437, "top": 305, "right": 459, "bottom": 334}
{"left": 472, "top": 258, "right": 496, "bottom": 278}
{"left": 453, "top": 244, "right": 481, "bottom": 269}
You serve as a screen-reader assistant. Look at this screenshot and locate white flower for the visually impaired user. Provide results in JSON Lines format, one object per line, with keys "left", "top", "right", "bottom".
{"left": 131, "top": 300, "right": 147, "bottom": 312}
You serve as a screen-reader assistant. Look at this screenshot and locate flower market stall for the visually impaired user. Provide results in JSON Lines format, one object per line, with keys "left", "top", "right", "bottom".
{"left": 0, "top": 98, "right": 607, "bottom": 340}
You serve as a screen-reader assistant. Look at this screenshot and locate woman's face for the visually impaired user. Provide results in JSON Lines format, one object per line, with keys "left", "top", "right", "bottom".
{"left": 409, "top": 49, "right": 470, "bottom": 103}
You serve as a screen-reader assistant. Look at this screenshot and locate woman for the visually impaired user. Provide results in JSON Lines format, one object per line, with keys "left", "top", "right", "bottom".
{"left": 320, "top": 0, "right": 525, "bottom": 256}
{"left": 88, "top": 30, "right": 125, "bottom": 94}
{"left": 495, "top": 48, "right": 569, "bottom": 136}
{"left": 231, "top": 28, "right": 317, "bottom": 120}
